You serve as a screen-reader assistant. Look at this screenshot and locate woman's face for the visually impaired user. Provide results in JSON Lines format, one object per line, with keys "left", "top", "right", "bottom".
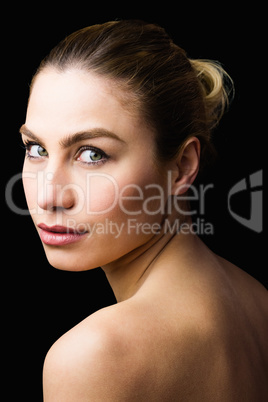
{"left": 22, "top": 69, "right": 169, "bottom": 271}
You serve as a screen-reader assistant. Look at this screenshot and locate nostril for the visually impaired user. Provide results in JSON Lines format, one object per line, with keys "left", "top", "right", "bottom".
{"left": 37, "top": 183, "right": 75, "bottom": 211}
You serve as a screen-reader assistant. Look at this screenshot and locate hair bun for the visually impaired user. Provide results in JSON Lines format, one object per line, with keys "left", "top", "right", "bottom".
{"left": 190, "top": 59, "right": 234, "bottom": 129}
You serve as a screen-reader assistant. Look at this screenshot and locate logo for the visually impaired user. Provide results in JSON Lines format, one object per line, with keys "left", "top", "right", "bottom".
{"left": 227, "top": 170, "right": 263, "bottom": 233}
{"left": 5, "top": 169, "right": 264, "bottom": 234}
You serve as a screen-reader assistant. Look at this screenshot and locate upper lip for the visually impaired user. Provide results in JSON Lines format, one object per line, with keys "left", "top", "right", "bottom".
{"left": 37, "top": 223, "right": 87, "bottom": 234}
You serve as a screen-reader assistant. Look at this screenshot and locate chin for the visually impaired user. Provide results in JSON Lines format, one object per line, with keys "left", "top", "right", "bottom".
{"left": 43, "top": 247, "right": 100, "bottom": 272}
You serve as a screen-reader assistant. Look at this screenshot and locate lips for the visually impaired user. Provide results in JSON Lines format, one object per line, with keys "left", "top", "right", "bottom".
{"left": 37, "top": 223, "right": 88, "bottom": 246}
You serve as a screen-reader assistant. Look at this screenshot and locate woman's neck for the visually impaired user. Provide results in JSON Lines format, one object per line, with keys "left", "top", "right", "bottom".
{"left": 101, "top": 212, "right": 196, "bottom": 302}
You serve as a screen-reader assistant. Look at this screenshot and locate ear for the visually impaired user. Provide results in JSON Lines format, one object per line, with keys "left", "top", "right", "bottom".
{"left": 170, "top": 137, "right": 200, "bottom": 195}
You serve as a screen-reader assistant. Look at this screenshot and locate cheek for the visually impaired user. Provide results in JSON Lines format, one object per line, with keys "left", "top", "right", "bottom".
{"left": 115, "top": 167, "right": 168, "bottom": 219}
{"left": 119, "top": 181, "right": 168, "bottom": 216}
{"left": 86, "top": 173, "right": 119, "bottom": 214}
{"left": 85, "top": 171, "right": 166, "bottom": 217}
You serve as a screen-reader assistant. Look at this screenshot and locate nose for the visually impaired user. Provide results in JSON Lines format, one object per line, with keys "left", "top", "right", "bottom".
{"left": 37, "top": 170, "right": 75, "bottom": 212}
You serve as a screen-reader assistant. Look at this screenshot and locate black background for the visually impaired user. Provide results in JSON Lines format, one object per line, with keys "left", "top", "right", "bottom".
{"left": 4, "top": 4, "right": 265, "bottom": 400}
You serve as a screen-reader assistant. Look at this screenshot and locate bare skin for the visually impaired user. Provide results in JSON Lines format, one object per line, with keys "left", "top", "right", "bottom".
{"left": 43, "top": 228, "right": 268, "bottom": 401}
{"left": 22, "top": 69, "right": 268, "bottom": 401}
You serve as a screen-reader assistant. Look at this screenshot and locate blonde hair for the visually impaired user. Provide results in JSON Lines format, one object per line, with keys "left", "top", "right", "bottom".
{"left": 34, "top": 20, "right": 234, "bottom": 168}
{"left": 190, "top": 58, "right": 234, "bottom": 129}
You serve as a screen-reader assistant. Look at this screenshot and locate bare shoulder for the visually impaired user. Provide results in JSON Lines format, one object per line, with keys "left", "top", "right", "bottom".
{"left": 43, "top": 304, "right": 142, "bottom": 401}
{"left": 217, "top": 254, "right": 268, "bottom": 313}
{"left": 43, "top": 302, "right": 165, "bottom": 401}
{"left": 42, "top": 254, "right": 268, "bottom": 401}
{"left": 42, "top": 300, "right": 207, "bottom": 401}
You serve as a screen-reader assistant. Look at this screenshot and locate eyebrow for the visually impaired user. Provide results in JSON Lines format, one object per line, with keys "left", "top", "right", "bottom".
{"left": 19, "top": 124, "right": 125, "bottom": 148}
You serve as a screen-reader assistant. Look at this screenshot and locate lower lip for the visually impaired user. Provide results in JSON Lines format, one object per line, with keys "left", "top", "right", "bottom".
{"left": 39, "top": 229, "right": 87, "bottom": 246}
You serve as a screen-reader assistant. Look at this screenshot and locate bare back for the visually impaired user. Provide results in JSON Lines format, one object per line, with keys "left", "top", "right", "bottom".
{"left": 129, "top": 246, "right": 268, "bottom": 401}
{"left": 43, "top": 237, "right": 268, "bottom": 401}
{"left": 104, "top": 254, "right": 268, "bottom": 400}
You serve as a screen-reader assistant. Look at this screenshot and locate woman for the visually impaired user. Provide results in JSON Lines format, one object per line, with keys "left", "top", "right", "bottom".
{"left": 21, "top": 20, "right": 267, "bottom": 400}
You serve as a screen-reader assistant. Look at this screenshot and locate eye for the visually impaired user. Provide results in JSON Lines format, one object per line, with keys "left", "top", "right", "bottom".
{"left": 30, "top": 145, "right": 48, "bottom": 157}
{"left": 77, "top": 147, "right": 108, "bottom": 165}
{"left": 25, "top": 141, "right": 48, "bottom": 159}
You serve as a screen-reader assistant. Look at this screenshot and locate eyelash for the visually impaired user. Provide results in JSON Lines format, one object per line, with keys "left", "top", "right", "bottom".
{"left": 23, "top": 140, "right": 46, "bottom": 160}
{"left": 23, "top": 140, "right": 109, "bottom": 166}
{"left": 75, "top": 145, "right": 110, "bottom": 166}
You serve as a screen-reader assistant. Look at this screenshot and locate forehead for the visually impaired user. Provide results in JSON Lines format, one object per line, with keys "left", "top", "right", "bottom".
{"left": 26, "top": 68, "right": 149, "bottom": 144}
